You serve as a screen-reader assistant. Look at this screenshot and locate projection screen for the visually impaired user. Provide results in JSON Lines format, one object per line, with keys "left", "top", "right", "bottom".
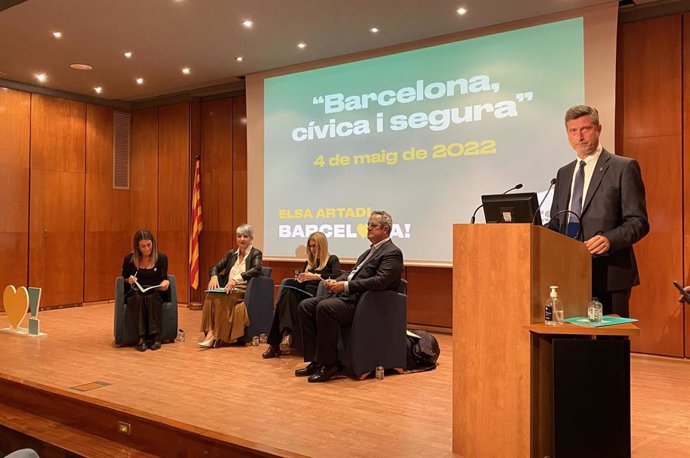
{"left": 247, "top": 3, "right": 618, "bottom": 264}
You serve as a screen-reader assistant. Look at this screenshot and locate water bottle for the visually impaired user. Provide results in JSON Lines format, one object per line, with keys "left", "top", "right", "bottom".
{"left": 545, "top": 285, "right": 563, "bottom": 326}
{"left": 375, "top": 366, "right": 385, "bottom": 380}
{"left": 588, "top": 297, "right": 603, "bottom": 322}
{"left": 176, "top": 329, "right": 185, "bottom": 342}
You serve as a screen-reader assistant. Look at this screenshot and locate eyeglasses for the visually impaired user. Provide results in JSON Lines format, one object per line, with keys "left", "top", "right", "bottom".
{"left": 367, "top": 223, "right": 381, "bottom": 228}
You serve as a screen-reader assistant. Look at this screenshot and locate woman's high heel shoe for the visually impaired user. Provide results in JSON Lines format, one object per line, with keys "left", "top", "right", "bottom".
{"left": 198, "top": 333, "right": 215, "bottom": 348}
{"left": 262, "top": 345, "right": 280, "bottom": 359}
{"left": 135, "top": 337, "right": 147, "bottom": 352}
{"left": 279, "top": 333, "right": 292, "bottom": 353}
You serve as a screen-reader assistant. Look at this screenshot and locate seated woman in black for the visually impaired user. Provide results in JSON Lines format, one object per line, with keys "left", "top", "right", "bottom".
{"left": 262, "top": 231, "right": 340, "bottom": 358}
{"left": 121, "top": 229, "right": 170, "bottom": 352}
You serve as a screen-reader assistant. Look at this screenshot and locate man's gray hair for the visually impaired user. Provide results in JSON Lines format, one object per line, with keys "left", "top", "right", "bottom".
{"left": 236, "top": 224, "right": 254, "bottom": 238}
{"left": 371, "top": 210, "right": 393, "bottom": 234}
{"left": 565, "top": 105, "right": 600, "bottom": 126}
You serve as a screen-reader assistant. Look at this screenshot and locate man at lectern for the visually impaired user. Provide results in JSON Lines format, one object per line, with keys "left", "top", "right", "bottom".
{"left": 295, "top": 210, "right": 404, "bottom": 383}
{"left": 548, "top": 105, "right": 649, "bottom": 317}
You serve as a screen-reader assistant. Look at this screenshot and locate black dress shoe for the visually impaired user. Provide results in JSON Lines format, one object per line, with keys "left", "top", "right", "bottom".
{"left": 262, "top": 345, "right": 280, "bottom": 359}
{"left": 308, "top": 364, "right": 339, "bottom": 383}
{"left": 135, "top": 340, "right": 147, "bottom": 352}
{"left": 295, "top": 361, "right": 321, "bottom": 377}
{"left": 149, "top": 340, "right": 162, "bottom": 351}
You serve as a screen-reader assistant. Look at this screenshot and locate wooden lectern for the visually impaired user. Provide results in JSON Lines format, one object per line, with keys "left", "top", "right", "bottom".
{"left": 452, "top": 224, "right": 591, "bottom": 457}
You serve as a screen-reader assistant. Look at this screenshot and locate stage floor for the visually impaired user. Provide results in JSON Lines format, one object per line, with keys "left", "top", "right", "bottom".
{"left": 0, "top": 304, "right": 689, "bottom": 457}
{"left": 0, "top": 304, "right": 452, "bottom": 457}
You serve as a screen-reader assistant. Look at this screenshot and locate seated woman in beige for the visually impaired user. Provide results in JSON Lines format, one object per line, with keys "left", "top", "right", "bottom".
{"left": 199, "top": 224, "right": 263, "bottom": 347}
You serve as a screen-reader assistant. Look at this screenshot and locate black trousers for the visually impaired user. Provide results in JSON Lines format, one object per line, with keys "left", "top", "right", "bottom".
{"left": 593, "top": 288, "right": 632, "bottom": 317}
{"left": 267, "top": 286, "right": 304, "bottom": 346}
{"left": 298, "top": 295, "right": 356, "bottom": 365}
{"left": 125, "top": 291, "right": 162, "bottom": 339}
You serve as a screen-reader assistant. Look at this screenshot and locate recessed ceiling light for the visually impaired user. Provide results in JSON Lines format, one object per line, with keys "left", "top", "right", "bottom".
{"left": 456, "top": 7, "right": 468, "bottom": 15}
{"left": 94, "top": 87, "right": 103, "bottom": 94}
{"left": 182, "top": 67, "right": 191, "bottom": 74}
{"left": 124, "top": 51, "right": 133, "bottom": 59}
{"left": 235, "top": 56, "right": 244, "bottom": 62}
{"left": 35, "top": 73, "right": 47, "bottom": 83}
{"left": 52, "top": 31, "right": 62, "bottom": 39}
{"left": 70, "top": 63, "right": 93, "bottom": 71}
{"left": 0, "top": 71, "right": 7, "bottom": 78}
{"left": 297, "top": 42, "right": 307, "bottom": 49}
{"left": 370, "top": 27, "right": 379, "bottom": 33}
{"left": 242, "top": 20, "right": 253, "bottom": 28}
{"left": 135, "top": 77, "right": 144, "bottom": 85}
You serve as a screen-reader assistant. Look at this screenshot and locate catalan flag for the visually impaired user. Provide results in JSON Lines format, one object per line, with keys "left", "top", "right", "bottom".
{"left": 189, "top": 159, "right": 203, "bottom": 290}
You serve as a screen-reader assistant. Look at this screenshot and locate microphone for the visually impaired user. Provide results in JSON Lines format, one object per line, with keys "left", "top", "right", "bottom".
{"left": 550, "top": 209, "right": 584, "bottom": 241}
{"left": 531, "top": 178, "right": 557, "bottom": 225}
{"left": 470, "top": 183, "right": 523, "bottom": 223}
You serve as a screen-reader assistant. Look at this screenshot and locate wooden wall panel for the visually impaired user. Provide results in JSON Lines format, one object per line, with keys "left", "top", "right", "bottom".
{"left": 84, "top": 104, "right": 131, "bottom": 302}
{"left": 29, "top": 170, "right": 85, "bottom": 307}
{"left": 197, "top": 99, "right": 234, "bottom": 296}
{"left": 678, "top": 13, "right": 690, "bottom": 358}
{"left": 0, "top": 88, "right": 30, "bottom": 311}
{"left": 158, "top": 103, "right": 190, "bottom": 303}
{"left": 625, "top": 136, "right": 683, "bottom": 355}
{"left": 620, "top": 17, "right": 683, "bottom": 140}
{"left": 29, "top": 95, "right": 86, "bottom": 308}
{"left": 30, "top": 94, "right": 86, "bottom": 173}
{"left": 406, "top": 266, "right": 452, "bottom": 328}
{"left": 130, "top": 108, "right": 159, "bottom": 235}
{"left": 618, "top": 16, "right": 684, "bottom": 356}
{"left": 232, "top": 97, "right": 248, "bottom": 230}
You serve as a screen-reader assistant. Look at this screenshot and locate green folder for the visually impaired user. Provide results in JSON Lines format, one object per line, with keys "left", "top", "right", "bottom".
{"left": 564, "top": 316, "right": 638, "bottom": 327}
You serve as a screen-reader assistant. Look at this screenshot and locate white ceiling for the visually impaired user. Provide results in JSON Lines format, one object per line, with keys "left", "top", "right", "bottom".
{"left": 0, "top": 0, "right": 616, "bottom": 102}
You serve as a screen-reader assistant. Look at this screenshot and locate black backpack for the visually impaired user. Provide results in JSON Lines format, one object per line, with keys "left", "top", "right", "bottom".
{"left": 406, "top": 329, "right": 440, "bottom": 373}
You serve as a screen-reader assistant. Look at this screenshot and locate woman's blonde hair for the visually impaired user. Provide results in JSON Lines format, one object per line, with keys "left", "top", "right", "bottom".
{"left": 305, "top": 232, "right": 330, "bottom": 271}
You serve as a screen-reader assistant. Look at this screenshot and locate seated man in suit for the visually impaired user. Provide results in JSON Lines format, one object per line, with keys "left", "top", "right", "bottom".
{"left": 296, "top": 210, "right": 404, "bottom": 383}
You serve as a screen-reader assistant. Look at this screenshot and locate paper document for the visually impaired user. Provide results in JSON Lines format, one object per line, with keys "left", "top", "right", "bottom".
{"left": 134, "top": 280, "right": 161, "bottom": 293}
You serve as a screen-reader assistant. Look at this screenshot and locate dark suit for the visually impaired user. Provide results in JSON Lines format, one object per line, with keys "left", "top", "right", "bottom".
{"left": 209, "top": 247, "right": 263, "bottom": 286}
{"left": 548, "top": 149, "right": 649, "bottom": 315}
{"left": 298, "top": 239, "right": 404, "bottom": 365}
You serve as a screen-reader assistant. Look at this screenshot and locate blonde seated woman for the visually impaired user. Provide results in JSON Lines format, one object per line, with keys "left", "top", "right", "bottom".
{"left": 262, "top": 232, "right": 340, "bottom": 358}
{"left": 199, "top": 224, "right": 263, "bottom": 348}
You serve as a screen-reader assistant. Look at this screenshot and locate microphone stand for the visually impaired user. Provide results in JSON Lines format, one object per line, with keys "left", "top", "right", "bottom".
{"left": 531, "top": 178, "right": 557, "bottom": 225}
{"left": 550, "top": 209, "right": 584, "bottom": 242}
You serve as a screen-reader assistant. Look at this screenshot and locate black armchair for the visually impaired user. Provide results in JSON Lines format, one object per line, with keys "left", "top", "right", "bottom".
{"left": 311, "top": 279, "right": 408, "bottom": 379}
{"left": 114, "top": 275, "right": 178, "bottom": 346}
{"left": 241, "top": 267, "right": 275, "bottom": 342}
{"left": 340, "top": 279, "right": 408, "bottom": 379}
